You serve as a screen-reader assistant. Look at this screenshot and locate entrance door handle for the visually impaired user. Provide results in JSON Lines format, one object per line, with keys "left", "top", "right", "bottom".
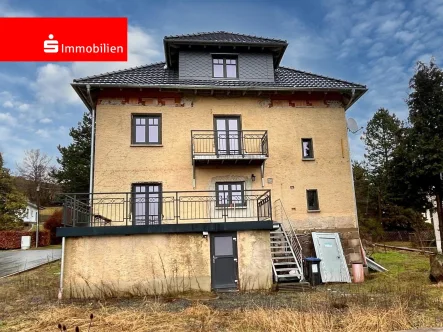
{"left": 234, "top": 258, "right": 238, "bottom": 262}
{"left": 213, "top": 256, "right": 217, "bottom": 263}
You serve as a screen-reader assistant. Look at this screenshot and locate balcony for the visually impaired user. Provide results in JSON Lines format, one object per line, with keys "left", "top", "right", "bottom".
{"left": 191, "top": 130, "right": 268, "bottom": 166}
{"left": 61, "top": 190, "right": 272, "bottom": 230}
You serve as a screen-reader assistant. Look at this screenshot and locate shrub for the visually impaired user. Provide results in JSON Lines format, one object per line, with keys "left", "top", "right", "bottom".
{"left": 359, "top": 217, "right": 385, "bottom": 242}
{"left": 44, "top": 210, "right": 63, "bottom": 245}
{"left": 0, "top": 230, "right": 50, "bottom": 249}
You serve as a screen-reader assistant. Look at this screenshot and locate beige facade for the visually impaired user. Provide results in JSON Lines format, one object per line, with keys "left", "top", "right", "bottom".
{"left": 93, "top": 95, "right": 357, "bottom": 230}
{"left": 63, "top": 230, "right": 272, "bottom": 297}
{"left": 63, "top": 31, "right": 366, "bottom": 298}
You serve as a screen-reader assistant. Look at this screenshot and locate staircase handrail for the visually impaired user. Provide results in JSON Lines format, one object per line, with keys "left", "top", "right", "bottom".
{"left": 274, "top": 199, "right": 304, "bottom": 277}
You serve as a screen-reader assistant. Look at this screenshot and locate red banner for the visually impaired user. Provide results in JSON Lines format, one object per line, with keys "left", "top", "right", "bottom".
{"left": 0, "top": 17, "right": 128, "bottom": 61}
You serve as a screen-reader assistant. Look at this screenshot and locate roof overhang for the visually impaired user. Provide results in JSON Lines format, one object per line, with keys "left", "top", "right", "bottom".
{"left": 71, "top": 83, "right": 367, "bottom": 112}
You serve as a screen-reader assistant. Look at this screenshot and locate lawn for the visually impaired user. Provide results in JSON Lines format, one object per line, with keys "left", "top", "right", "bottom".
{"left": 0, "top": 249, "right": 442, "bottom": 331}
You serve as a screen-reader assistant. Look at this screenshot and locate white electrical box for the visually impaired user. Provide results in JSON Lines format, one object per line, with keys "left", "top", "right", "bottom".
{"left": 21, "top": 236, "right": 31, "bottom": 250}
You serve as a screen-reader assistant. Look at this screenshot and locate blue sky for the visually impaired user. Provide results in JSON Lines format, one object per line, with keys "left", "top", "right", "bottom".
{"left": 0, "top": 0, "right": 442, "bottom": 169}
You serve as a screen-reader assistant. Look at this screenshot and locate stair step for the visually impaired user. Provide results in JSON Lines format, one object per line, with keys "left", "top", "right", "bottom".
{"left": 275, "top": 267, "right": 300, "bottom": 272}
{"left": 271, "top": 251, "right": 292, "bottom": 255}
{"left": 270, "top": 231, "right": 285, "bottom": 234}
{"left": 273, "top": 262, "right": 298, "bottom": 265}
{"left": 272, "top": 257, "right": 297, "bottom": 260}
{"left": 278, "top": 273, "right": 302, "bottom": 278}
{"left": 271, "top": 246, "right": 291, "bottom": 249}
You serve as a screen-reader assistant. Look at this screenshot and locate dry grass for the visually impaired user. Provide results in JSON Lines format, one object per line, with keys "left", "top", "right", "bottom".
{"left": 1, "top": 249, "right": 443, "bottom": 331}
{"left": 2, "top": 300, "right": 437, "bottom": 332}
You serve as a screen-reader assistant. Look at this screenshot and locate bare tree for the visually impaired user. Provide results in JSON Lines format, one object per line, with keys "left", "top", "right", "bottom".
{"left": 16, "top": 149, "right": 55, "bottom": 204}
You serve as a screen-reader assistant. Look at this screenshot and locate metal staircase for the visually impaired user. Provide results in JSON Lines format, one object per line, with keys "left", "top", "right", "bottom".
{"left": 271, "top": 199, "right": 304, "bottom": 283}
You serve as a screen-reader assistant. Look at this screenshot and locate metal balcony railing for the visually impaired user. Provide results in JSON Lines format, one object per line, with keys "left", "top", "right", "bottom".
{"left": 62, "top": 190, "right": 272, "bottom": 227}
{"left": 191, "top": 130, "right": 268, "bottom": 158}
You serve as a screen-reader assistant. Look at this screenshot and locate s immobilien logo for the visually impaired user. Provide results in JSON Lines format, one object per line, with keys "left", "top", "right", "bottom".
{"left": 0, "top": 17, "right": 127, "bottom": 61}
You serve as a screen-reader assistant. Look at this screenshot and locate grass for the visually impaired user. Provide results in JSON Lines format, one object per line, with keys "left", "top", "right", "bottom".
{"left": 0, "top": 249, "right": 442, "bottom": 331}
{"left": 29, "top": 244, "right": 62, "bottom": 251}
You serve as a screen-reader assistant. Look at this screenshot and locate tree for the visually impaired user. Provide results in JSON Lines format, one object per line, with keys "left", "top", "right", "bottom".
{"left": 405, "top": 59, "right": 443, "bottom": 242}
{"left": 43, "top": 209, "right": 62, "bottom": 245}
{"left": 0, "top": 152, "right": 27, "bottom": 230}
{"left": 16, "top": 149, "right": 55, "bottom": 205}
{"left": 363, "top": 108, "right": 401, "bottom": 221}
{"left": 52, "top": 112, "right": 91, "bottom": 193}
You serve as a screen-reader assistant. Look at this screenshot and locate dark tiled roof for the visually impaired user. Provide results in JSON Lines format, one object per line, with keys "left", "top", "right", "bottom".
{"left": 164, "top": 31, "right": 287, "bottom": 45}
{"left": 73, "top": 62, "right": 366, "bottom": 90}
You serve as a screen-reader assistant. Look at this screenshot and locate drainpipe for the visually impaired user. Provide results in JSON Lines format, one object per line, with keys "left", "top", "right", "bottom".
{"left": 58, "top": 236, "right": 65, "bottom": 300}
{"left": 345, "top": 88, "right": 364, "bottom": 260}
{"left": 345, "top": 88, "right": 356, "bottom": 111}
{"left": 87, "top": 84, "right": 96, "bottom": 195}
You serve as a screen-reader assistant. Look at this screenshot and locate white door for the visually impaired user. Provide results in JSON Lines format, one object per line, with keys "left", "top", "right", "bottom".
{"left": 312, "top": 232, "right": 351, "bottom": 283}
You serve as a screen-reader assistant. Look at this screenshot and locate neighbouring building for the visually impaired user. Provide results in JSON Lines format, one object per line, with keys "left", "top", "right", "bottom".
{"left": 22, "top": 201, "right": 38, "bottom": 225}
{"left": 57, "top": 31, "right": 367, "bottom": 297}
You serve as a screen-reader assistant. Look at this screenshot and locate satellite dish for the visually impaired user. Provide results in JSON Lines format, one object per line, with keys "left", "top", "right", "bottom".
{"left": 347, "top": 118, "right": 360, "bottom": 133}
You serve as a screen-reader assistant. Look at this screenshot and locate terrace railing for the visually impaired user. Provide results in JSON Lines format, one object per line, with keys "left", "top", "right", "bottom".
{"left": 62, "top": 190, "right": 272, "bottom": 227}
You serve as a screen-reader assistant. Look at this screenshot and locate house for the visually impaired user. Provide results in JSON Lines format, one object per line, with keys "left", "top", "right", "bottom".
{"left": 22, "top": 201, "right": 38, "bottom": 225}
{"left": 57, "top": 31, "right": 367, "bottom": 297}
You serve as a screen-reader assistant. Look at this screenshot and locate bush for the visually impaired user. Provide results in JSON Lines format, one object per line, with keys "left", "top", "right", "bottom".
{"left": 0, "top": 230, "right": 50, "bottom": 249}
{"left": 44, "top": 210, "right": 63, "bottom": 245}
{"left": 359, "top": 217, "right": 385, "bottom": 242}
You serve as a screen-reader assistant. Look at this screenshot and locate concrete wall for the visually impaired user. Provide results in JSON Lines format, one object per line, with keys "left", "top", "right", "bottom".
{"left": 94, "top": 95, "right": 357, "bottom": 230}
{"left": 179, "top": 51, "right": 275, "bottom": 82}
{"left": 63, "top": 230, "right": 272, "bottom": 298}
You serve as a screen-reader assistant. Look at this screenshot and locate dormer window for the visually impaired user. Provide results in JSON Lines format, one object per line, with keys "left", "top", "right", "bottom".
{"left": 212, "top": 56, "right": 238, "bottom": 79}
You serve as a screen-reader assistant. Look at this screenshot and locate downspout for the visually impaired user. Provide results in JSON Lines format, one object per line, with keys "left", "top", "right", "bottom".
{"left": 345, "top": 88, "right": 356, "bottom": 111}
{"left": 87, "top": 84, "right": 96, "bottom": 195}
{"left": 57, "top": 237, "right": 66, "bottom": 300}
{"left": 344, "top": 89, "right": 360, "bottom": 229}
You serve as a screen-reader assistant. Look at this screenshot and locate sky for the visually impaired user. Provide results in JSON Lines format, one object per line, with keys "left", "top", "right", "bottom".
{"left": 0, "top": 0, "right": 442, "bottom": 170}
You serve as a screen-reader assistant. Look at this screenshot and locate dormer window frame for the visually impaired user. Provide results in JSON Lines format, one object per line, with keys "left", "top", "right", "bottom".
{"left": 212, "top": 54, "right": 239, "bottom": 79}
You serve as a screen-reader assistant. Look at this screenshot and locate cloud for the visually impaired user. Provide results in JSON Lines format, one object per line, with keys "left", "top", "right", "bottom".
{"left": 0, "top": 112, "right": 16, "bottom": 126}
{"left": 32, "top": 64, "right": 78, "bottom": 104}
{"left": 71, "top": 26, "right": 161, "bottom": 79}
{"left": 36, "top": 129, "right": 50, "bottom": 138}
{"left": 29, "top": 26, "right": 161, "bottom": 106}
{"left": 2, "top": 100, "right": 13, "bottom": 108}
{"left": 0, "top": 0, "right": 35, "bottom": 17}
{"left": 39, "top": 118, "right": 52, "bottom": 124}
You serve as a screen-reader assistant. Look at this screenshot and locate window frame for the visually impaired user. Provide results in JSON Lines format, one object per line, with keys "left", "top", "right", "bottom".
{"left": 215, "top": 181, "right": 246, "bottom": 207}
{"left": 306, "top": 189, "right": 320, "bottom": 211}
{"left": 301, "top": 138, "right": 314, "bottom": 159}
{"left": 212, "top": 55, "right": 239, "bottom": 79}
{"left": 131, "top": 114, "right": 162, "bottom": 145}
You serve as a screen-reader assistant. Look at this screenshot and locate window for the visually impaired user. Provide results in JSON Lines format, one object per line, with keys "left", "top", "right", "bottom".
{"left": 212, "top": 56, "right": 238, "bottom": 78}
{"left": 306, "top": 189, "right": 319, "bottom": 211}
{"left": 216, "top": 182, "right": 245, "bottom": 207}
{"left": 132, "top": 115, "right": 161, "bottom": 144}
{"left": 132, "top": 183, "right": 162, "bottom": 225}
{"left": 302, "top": 138, "right": 314, "bottom": 159}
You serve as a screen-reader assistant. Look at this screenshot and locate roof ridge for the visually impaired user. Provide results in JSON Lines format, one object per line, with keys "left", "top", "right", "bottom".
{"left": 73, "top": 62, "right": 166, "bottom": 82}
{"left": 164, "top": 31, "right": 287, "bottom": 43}
{"left": 278, "top": 66, "right": 366, "bottom": 88}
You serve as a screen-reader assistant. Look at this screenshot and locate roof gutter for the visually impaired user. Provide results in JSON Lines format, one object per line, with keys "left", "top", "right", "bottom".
{"left": 71, "top": 82, "right": 367, "bottom": 92}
